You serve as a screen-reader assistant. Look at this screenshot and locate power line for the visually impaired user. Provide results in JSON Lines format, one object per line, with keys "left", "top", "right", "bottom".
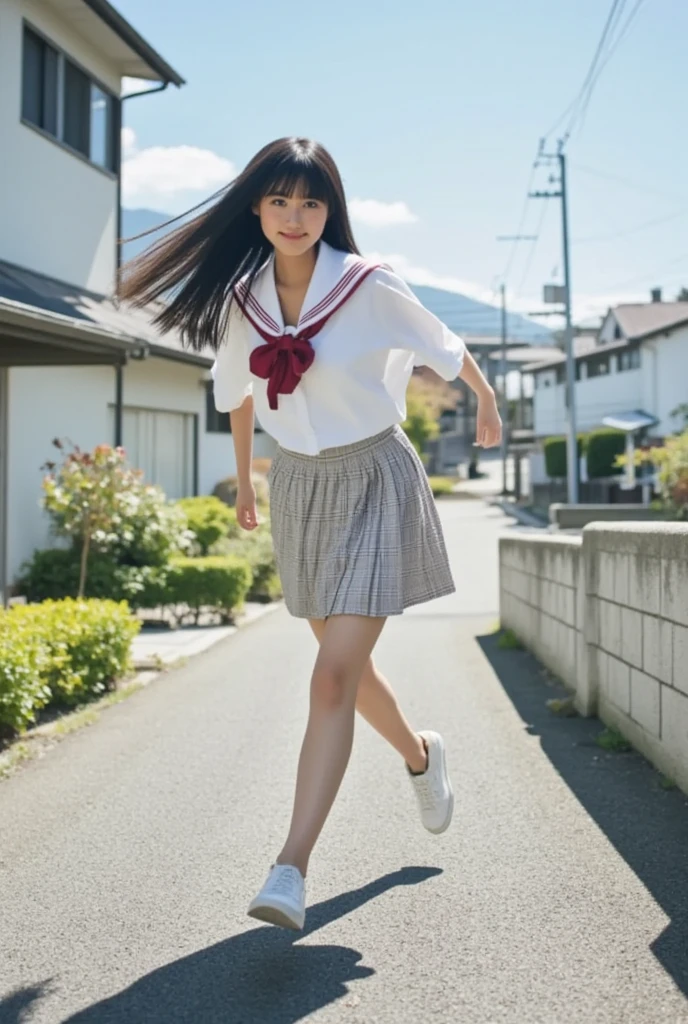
{"left": 500, "top": 151, "right": 540, "bottom": 283}
{"left": 545, "top": 0, "right": 627, "bottom": 142}
{"left": 572, "top": 0, "right": 649, "bottom": 138}
{"left": 514, "top": 200, "right": 549, "bottom": 298}
{"left": 570, "top": 161, "right": 687, "bottom": 205}
{"left": 573, "top": 208, "right": 688, "bottom": 245}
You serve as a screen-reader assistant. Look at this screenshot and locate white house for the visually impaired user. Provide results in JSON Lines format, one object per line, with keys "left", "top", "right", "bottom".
{"left": 0, "top": 0, "right": 274, "bottom": 601}
{"left": 527, "top": 293, "right": 688, "bottom": 441}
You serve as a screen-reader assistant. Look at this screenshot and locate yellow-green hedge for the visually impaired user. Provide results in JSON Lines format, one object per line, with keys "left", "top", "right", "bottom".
{"left": 0, "top": 598, "right": 140, "bottom": 737}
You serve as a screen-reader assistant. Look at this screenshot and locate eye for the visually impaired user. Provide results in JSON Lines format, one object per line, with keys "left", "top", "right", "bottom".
{"left": 270, "top": 198, "right": 287, "bottom": 207}
{"left": 304, "top": 200, "right": 320, "bottom": 209}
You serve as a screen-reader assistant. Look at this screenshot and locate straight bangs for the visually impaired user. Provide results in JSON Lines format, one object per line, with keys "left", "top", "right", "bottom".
{"left": 257, "top": 159, "right": 335, "bottom": 207}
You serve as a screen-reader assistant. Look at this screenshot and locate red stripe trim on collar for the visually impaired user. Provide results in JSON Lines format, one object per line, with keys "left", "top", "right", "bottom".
{"left": 300, "top": 260, "right": 370, "bottom": 326}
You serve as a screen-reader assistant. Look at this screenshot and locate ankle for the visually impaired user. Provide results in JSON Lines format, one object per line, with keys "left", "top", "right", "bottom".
{"left": 406, "top": 735, "right": 428, "bottom": 775}
{"left": 275, "top": 853, "right": 308, "bottom": 878}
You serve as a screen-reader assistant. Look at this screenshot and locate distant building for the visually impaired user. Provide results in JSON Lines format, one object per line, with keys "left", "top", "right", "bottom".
{"left": 0, "top": 0, "right": 274, "bottom": 600}
{"left": 525, "top": 291, "right": 688, "bottom": 440}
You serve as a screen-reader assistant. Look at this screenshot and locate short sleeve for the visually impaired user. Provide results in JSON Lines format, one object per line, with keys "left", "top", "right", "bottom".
{"left": 371, "top": 267, "right": 466, "bottom": 381}
{"left": 211, "top": 303, "right": 253, "bottom": 412}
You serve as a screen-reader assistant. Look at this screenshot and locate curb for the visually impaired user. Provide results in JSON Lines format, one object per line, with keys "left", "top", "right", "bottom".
{"left": 490, "top": 499, "right": 549, "bottom": 529}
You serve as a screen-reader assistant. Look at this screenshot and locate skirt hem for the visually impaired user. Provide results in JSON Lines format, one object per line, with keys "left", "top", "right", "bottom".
{"left": 282, "top": 581, "right": 457, "bottom": 620}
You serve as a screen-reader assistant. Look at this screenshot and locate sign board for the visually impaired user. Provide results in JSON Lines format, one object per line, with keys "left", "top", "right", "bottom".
{"left": 543, "top": 284, "right": 567, "bottom": 305}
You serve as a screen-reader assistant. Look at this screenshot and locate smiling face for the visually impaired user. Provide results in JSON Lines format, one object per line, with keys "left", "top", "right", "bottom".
{"left": 254, "top": 185, "right": 329, "bottom": 258}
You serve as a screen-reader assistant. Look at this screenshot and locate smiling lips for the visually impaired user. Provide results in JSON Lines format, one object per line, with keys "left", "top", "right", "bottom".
{"left": 280, "top": 232, "right": 307, "bottom": 240}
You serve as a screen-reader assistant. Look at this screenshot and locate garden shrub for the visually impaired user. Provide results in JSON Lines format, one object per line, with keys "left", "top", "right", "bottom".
{"left": 0, "top": 598, "right": 139, "bottom": 735}
{"left": 543, "top": 435, "right": 587, "bottom": 478}
{"left": 586, "top": 428, "right": 625, "bottom": 479}
{"left": 167, "top": 556, "right": 252, "bottom": 622}
{"left": 177, "top": 496, "right": 237, "bottom": 554}
{"left": 213, "top": 474, "right": 270, "bottom": 511}
{"left": 18, "top": 549, "right": 170, "bottom": 610}
{"left": 220, "top": 527, "right": 282, "bottom": 602}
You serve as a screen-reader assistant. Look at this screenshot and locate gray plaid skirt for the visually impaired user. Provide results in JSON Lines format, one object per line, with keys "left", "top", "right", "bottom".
{"left": 267, "top": 425, "right": 456, "bottom": 619}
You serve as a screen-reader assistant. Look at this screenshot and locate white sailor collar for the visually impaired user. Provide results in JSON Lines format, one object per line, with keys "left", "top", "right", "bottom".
{"left": 235, "top": 241, "right": 384, "bottom": 339}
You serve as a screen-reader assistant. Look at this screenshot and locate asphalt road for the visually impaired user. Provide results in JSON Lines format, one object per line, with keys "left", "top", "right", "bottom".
{"left": 2, "top": 501, "right": 688, "bottom": 1024}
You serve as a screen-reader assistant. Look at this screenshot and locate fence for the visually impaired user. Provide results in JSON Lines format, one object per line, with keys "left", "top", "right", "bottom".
{"left": 500, "top": 523, "right": 688, "bottom": 793}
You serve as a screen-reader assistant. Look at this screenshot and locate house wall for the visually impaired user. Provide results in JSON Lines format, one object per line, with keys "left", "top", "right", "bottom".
{"left": 642, "top": 325, "right": 688, "bottom": 435}
{"left": 533, "top": 368, "right": 643, "bottom": 437}
{"left": 6, "top": 358, "right": 276, "bottom": 585}
{"left": 0, "top": 0, "right": 119, "bottom": 292}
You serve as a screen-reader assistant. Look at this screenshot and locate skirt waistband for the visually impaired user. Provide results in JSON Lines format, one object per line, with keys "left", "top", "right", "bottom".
{"left": 277, "top": 426, "right": 398, "bottom": 462}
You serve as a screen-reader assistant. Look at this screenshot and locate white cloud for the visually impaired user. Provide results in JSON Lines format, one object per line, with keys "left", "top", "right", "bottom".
{"left": 365, "top": 251, "right": 502, "bottom": 305}
{"left": 349, "top": 199, "right": 418, "bottom": 227}
{"left": 364, "top": 251, "right": 651, "bottom": 325}
{"left": 121, "top": 126, "right": 137, "bottom": 157}
{"left": 121, "top": 129, "right": 235, "bottom": 212}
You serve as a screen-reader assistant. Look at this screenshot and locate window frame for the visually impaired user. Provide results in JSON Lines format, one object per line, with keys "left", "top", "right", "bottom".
{"left": 20, "top": 20, "right": 119, "bottom": 178}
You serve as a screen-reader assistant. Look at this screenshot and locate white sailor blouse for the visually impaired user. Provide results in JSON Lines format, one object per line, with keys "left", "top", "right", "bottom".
{"left": 211, "top": 240, "right": 466, "bottom": 456}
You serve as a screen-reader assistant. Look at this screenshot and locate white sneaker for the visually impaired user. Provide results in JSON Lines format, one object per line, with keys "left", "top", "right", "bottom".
{"left": 247, "top": 864, "right": 306, "bottom": 931}
{"left": 407, "top": 730, "right": 454, "bottom": 834}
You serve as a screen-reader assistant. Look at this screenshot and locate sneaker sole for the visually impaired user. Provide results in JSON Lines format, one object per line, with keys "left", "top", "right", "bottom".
{"left": 247, "top": 898, "right": 304, "bottom": 931}
{"left": 424, "top": 732, "right": 454, "bottom": 835}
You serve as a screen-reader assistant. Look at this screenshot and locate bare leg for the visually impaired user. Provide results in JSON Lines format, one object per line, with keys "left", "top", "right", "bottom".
{"left": 308, "top": 619, "right": 427, "bottom": 775}
{"left": 276, "top": 615, "right": 386, "bottom": 877}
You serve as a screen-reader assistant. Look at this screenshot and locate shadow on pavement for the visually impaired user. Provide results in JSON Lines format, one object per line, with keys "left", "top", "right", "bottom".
{"left": 479, "top": 632, "right": 688, "bottom": 998}
{"left": 0, "top": 866, "right": 440, "bottom": 1024}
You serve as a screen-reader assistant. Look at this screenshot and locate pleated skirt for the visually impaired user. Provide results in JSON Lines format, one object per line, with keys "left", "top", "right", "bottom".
{"left": 267, "top": 425, "right": 456, "bottom": 619}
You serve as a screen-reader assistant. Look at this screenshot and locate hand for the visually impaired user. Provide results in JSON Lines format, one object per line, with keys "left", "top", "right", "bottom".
{"left": 476, "top": 391, "right": 502, "bottom": 449}
{"left": 236, "top": 483, "right": 258, "bottom": 531}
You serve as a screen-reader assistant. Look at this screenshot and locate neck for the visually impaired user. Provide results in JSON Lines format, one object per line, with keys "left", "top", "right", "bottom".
{"left": 274, "top": 243, "right": 319, "bottom": 288}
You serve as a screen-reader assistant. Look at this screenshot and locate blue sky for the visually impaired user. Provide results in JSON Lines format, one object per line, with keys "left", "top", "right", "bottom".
{"left": 117, "top": 0, "right": 687, "bottom": 323}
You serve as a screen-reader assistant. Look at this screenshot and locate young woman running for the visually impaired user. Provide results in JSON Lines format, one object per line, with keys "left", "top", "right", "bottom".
{"left": 120, "top": 136, "right": 502, "bottom": 931}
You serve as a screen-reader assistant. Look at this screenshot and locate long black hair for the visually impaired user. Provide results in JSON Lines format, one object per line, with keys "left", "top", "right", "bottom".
{"left": 118, "top": 137, "right": 360, "bottom": 352}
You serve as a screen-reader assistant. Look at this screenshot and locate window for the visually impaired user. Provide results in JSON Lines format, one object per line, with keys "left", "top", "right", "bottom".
{"left": 587, "top": 358, "right": 610, "bottom": 378}
{"left": 22, "top": 27, "right": 58, "bottom": 134}
{"left": 21, "top": 24, "right": 117, "bottom": 173}
{"left": 206, "top": 382, "right": 232, "bottom": 434}
{"left": 618, "top": 348, "right": 641, "bottom": 372}
{"left": 205, "top": 381, "right": 263, "bottom": 434}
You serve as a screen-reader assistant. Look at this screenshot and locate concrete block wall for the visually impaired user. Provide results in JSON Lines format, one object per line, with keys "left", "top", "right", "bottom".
{"left": 585, "top": 524, "right": 688, "bottom": 792}
{"left": 500, "top": 523, "right": 688, "bottom": 793}
{"left": 500, "top": 534, "right": 584, "bottom": 698}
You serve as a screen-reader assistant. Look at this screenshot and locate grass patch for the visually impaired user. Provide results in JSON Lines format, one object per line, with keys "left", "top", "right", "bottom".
{"left": 497, "top": 629, "right": 524, "bottom": 651}
{"left": 659, "top": 775, "right": 677, "bottom": 791}
{"left": 428, "top": 476, "right": 455, "bottom": 497}
{"left": 546, "top": 697, "right": 578, "bottom": 717}
{"left": 596, "top": 727, "right": 631, "bottom": 753}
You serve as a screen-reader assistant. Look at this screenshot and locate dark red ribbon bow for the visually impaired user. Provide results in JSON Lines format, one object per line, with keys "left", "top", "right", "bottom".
{"left": 249, "top": 328, "right": 317, "bottom": 411}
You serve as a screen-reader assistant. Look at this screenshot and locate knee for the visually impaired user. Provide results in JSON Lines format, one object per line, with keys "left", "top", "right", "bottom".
{"left": 311, "top": 662, "right": 355, "bottom": 711}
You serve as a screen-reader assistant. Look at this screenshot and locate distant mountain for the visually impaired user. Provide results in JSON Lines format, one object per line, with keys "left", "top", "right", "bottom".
{"left": 121, "top": 208, "right": 550, "bottom": 342}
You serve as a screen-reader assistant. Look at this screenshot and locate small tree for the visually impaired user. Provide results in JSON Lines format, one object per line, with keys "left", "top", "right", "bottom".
{"left": 676, "top": 287, "right": 688, "bottom": 302}
{"left": 42, "top": 441, "right": 137, "bottom": 597}
{"left": 41, "top": 441, "right": 191, "bottom": 597}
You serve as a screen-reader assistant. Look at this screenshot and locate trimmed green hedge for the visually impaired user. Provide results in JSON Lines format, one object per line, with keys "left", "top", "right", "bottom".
{"left": 586, "top": 428, "right": 625, "bottom": 479}
{"left": 0, "top": 598, "right": 140, "bottom": 736}
{"left": 18, "top": 549, "right": 169, "bottom": 610}
{"left": 544, "top": 435, "right": 587, "bottom": 478}
{"left": 167, "top": 556, "right": 253, "bottom": 622}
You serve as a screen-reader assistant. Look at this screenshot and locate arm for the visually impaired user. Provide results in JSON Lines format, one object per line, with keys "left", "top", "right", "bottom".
{"left": 372, "top": 268, "right": 502, "bottom": 448}
{"left": 457, "top": 349, "right": 502, "bottom": 449}
{"left": 230, "top": 394, "right": 258, "bottom": 531}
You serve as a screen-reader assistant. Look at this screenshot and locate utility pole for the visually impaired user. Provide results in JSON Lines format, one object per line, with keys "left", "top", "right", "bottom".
{"left": 530, "top": 141, "right": 579, "bottom": 504}
{"left": 500, "top": 283, "right": 508, "bottom": 494}
{"left": 495, "top": 234, "right": 536, "bottom": 496}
